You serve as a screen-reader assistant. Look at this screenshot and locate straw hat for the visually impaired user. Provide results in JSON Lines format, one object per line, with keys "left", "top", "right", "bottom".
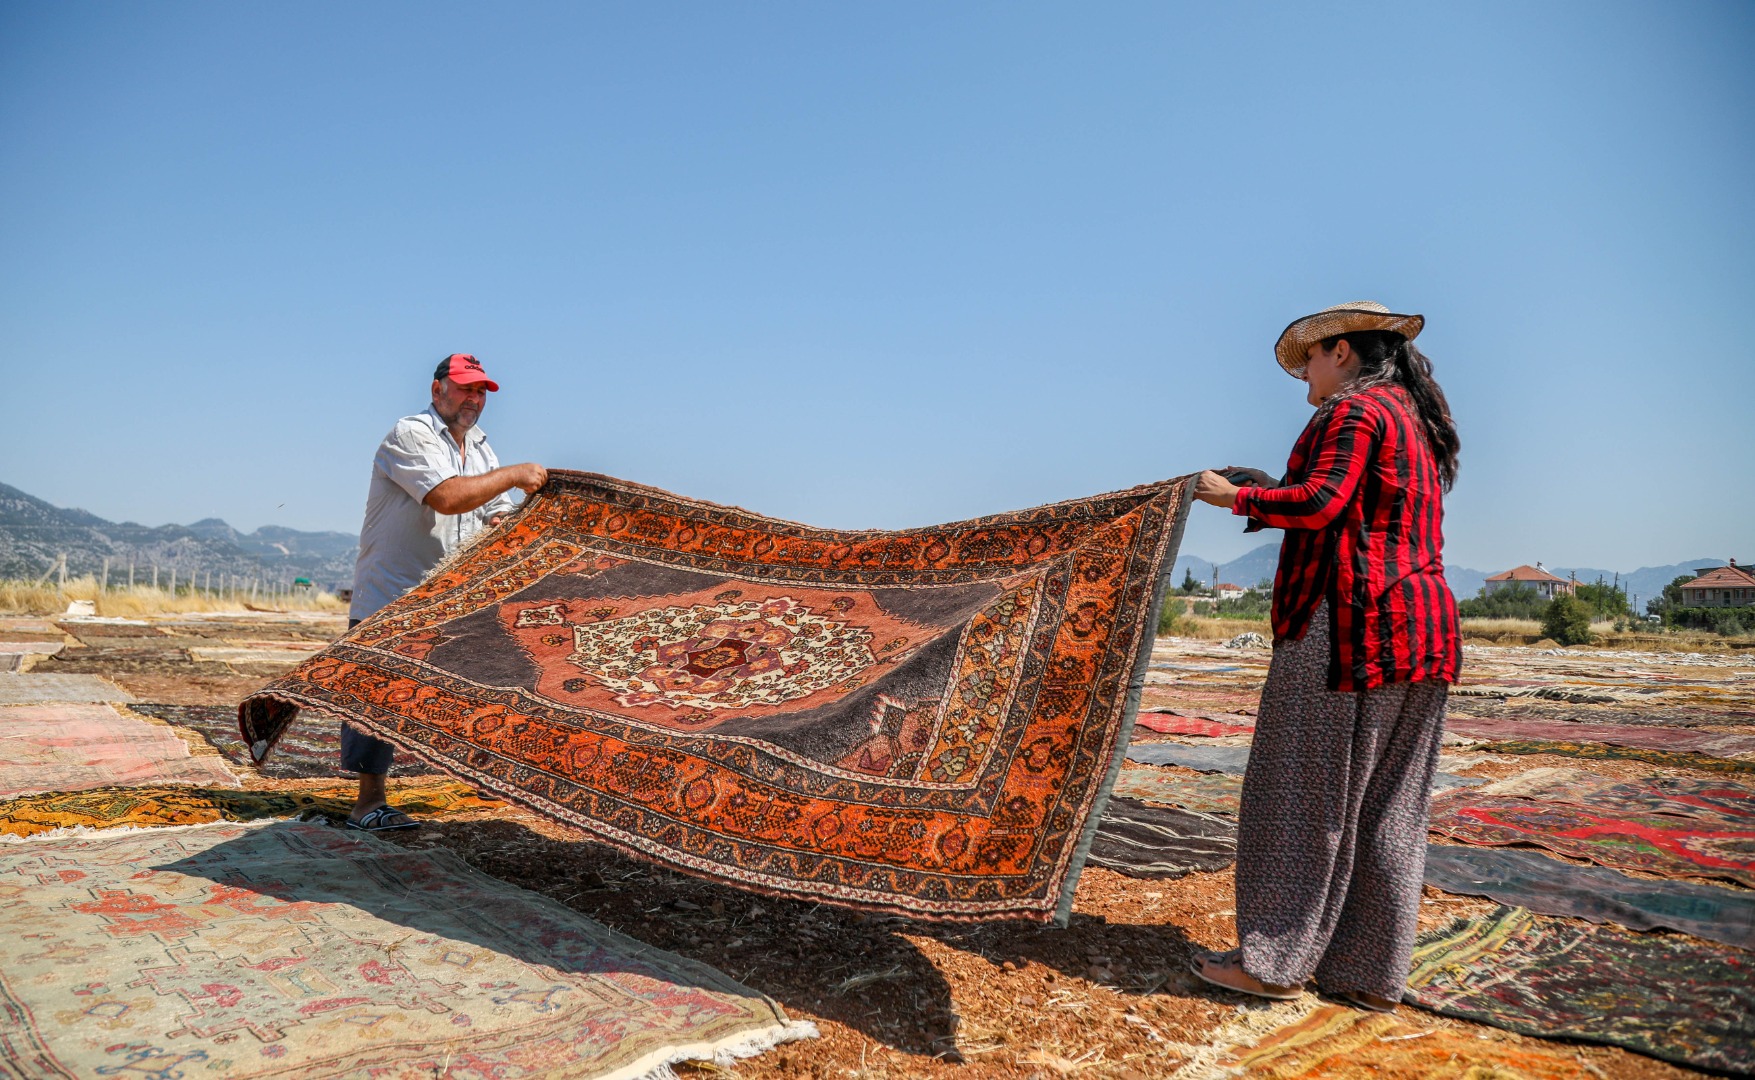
{"left": 1273, "top": 301, "right": 1424, "bottom": 377}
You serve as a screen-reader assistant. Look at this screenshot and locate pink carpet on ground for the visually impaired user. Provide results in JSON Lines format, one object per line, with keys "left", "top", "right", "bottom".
{"left": 0, "top": 703, "right": 237, "bottom": 797}
{"left": 1135, "top": 710, "right": 1256, "bottom": 737}
{"left": 1445, "top": 716, "right": 1755, "bottom": 759}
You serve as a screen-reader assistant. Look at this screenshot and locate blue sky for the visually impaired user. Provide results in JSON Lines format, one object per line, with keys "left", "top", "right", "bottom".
{"left": 2, "top": 2, "right": 1750, "bottom": 573}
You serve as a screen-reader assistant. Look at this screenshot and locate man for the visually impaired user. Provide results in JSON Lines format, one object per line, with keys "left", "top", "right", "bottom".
{"left": 343, "top": 353, "right": 547, "bottom": 830}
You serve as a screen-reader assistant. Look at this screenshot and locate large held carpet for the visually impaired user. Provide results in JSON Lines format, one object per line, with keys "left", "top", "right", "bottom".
{"left": 240, "top": 471, "right": 1191, "bottom": 923}
{"left": 0, "top": 703, "right": 237, "bottom": 797}
{"left": 129, "top": 702, "right": 439, "bottom": 779}
{"left": 1225, "top": 1003, "right": 1592, "bottom": 1079}
{"left": 0, "top": 672, "right": 134, "bottom": 703}
{"left": 1446, "top": 715, "right": 1755, "bottom": 758}
{"left": 0, "top": 778, "right": 504, "bottom": 838}
{"left": 1423, "top": 843, "right": 1755, "bottom": 951}
{"left": 1464, "top": 739, "right": 1755, "bottom": 775}
{"left": 1473, "top": 766, "right": 1753, "bottom": 821}
{"left": 1406, "top": 905, "right": 1755, "bottom": 1074}
{"left": 0, "top": 820, "right": 813, "bottom": 1078}
{"left": 1110, "top": 766, "right": 1243, "bottom": 816}
{"left": 1086, "top": 796, "right": 1236, "bottom": 877}
{"left": 1427, "top": 790, "right": 1755, "bottom": 887}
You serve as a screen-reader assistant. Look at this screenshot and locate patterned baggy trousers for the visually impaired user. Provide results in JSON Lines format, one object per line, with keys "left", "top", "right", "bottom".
{"left": 1235, "top": 603, "right": 1449, "bottom": 1001}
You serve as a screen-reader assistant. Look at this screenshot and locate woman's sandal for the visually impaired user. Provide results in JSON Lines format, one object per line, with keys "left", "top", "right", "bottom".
{"left": 1328, "top": 989, "right": 1399, "bottom": 1014}
{"left": 1188, "top": 949, "right": 1302, "bottom": 1001}
{"left": 346, "top": 805, "right": 421, "bottom": 832}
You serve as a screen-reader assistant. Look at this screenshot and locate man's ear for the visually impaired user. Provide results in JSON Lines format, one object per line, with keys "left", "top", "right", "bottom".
{"left": 431, "top": 378, "right": 445, "bottom": 400}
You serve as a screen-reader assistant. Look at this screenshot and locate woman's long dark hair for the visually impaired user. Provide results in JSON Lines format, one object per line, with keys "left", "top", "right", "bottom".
{"left": 1321, "top": 330, "right": 1460, "bottom": 492}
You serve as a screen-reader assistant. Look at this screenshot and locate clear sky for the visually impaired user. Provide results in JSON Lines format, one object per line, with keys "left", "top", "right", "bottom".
{"left": 2, "top": 2, "right": 1750, "bottom": 572}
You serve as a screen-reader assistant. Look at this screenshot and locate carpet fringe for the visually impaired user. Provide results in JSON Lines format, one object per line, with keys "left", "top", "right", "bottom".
{"left": 1165, "top": 995, "right": 1318, "bottom": 1080}
{"left": 629, "top": 1019, "right": 821, "bottom": 1080}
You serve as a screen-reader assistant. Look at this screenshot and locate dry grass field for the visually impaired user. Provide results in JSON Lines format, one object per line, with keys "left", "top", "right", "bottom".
{"left": 0, "top": 575, "right": 347, "bottom": 617}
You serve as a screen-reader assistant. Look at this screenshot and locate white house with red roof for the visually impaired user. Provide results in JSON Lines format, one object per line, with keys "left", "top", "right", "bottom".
{"left": 1680, "top": 559, "right": 1755, "bottom": 608}
{"left": 1215, "top": 583, "right": 1247, "bottom": 601}
{"left": 1484, "top": 563, "right": 1575, "bottom": 599}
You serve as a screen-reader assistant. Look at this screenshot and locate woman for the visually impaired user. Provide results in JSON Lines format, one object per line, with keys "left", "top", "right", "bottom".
{"left": 1188, "top": 301, "right": 1461, "bottom": 1013}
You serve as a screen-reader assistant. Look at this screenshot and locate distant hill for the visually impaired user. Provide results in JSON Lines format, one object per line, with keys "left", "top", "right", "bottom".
{"left": 0, "top": 481, "right": 357, "bottom": 590}
{"left": 1174, "top": 541, "right": 1721, "bottom": 609}
{"left": 1549, "top": 560, "right": 1724, "bottom": 610}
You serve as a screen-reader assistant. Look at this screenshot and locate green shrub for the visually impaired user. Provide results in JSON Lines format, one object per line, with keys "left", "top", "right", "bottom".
{"left": 1215, "top": 590, "right": 1272, "bottom": 619}
{"left": 1541, "top": 594, "right": 1593, "bottom": 646}
{"left": 1157, "top": 597, "right": 1182, "bottom": 635}
{"left": 1457, "top": 583, "right": 1550, "bottom": 621}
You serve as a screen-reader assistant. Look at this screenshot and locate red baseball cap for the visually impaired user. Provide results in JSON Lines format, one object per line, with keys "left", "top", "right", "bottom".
{"left": 433, "top": 353, "right": 500, "bottom": 391}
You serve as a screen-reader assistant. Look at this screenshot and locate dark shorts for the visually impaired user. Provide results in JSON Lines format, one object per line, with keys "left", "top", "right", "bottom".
{"left": 341, "top": 617, "right": 394, "bottom": 774}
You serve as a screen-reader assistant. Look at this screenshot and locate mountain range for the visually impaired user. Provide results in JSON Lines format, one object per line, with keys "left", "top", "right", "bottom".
{"left": 0, "top": 482, "right": 357, "bottom": 589}
{"left": 0, "top": 480, "right": 1727, "bottom": 606}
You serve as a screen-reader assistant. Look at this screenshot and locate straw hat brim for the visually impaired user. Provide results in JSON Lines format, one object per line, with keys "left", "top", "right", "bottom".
{"left": 1273, "top": 306, "right": 1424, "bottom": 377}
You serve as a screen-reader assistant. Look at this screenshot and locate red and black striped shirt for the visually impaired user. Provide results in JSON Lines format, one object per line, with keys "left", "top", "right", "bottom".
{"left": 1231, "top": 384, "right": 1459, "bottom": 692}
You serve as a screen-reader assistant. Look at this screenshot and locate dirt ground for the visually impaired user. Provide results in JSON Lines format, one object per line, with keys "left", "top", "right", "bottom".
{"left": 16, "top": 612, "right": 1750, "bottom": 1079}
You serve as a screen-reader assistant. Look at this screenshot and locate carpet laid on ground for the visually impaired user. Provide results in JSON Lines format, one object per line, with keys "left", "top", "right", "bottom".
{"left": 0, "top": 672, "right": 134, "bottom": 703}
{"left": 1472, "top": 766, "right": 1753, "bottom": 821}
{"left": 1110, "top": 766, "right": 1243, "bottom": 816}
{"left": 1406, "top": 905, "right": 1755, "bottom": 1074}
{"left": 240, "top": 470, "right": 1191, "bottom": 922}
{"left": 1124, "top": 742, "right": 1252, "bottom": 775}
{"left": 1225, "top": 1002, "right": 1592, "bottom": 1079}
{"left": 1134, "top": 710, "right": 1253, "bottom": 737}
{"left": 0, "top": 778, "right": 504, "bottom": 837}
{"left": 1423, "top": 843, "right": 1755, "bottom": 951}
{"left": 1464, "top": 739, "right": 1755, "bottom": 774}
{"left": 1446, "top": 715, "right": 1755, "bottom": 758}
{"left": 129, "top": 702, "right": 439, "bottom": 779}
{"left": 1428, "top": 790, "right": 1755, "bottom": 887}
{"left": 0, "top": 819, "right": 813, "bottom": 1079}
{"left": 1087, "top": 795, "right": 1236, "bottom": 877}
{"left": 0, "top": 703, "right": 237, "bottom": 797}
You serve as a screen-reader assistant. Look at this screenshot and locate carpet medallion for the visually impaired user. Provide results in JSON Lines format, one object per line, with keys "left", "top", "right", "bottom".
{"left": 0, "top": 820, "right": 812, "bottom": 1079}
{"left": 242, "top": 471, "right": 1191, "bottom": 921}
{"left": 1406, "top": 905, "right": 1755, "bottom": 1074}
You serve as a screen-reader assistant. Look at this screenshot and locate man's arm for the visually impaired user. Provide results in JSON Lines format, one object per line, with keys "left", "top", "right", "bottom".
{"left": 424, "top": 463, "right": 548, "bottom": 515}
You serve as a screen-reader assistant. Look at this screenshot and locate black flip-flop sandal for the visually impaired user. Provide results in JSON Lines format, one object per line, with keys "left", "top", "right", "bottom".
{"left": 346, "top": 805, "right": 421, "bottom": 832}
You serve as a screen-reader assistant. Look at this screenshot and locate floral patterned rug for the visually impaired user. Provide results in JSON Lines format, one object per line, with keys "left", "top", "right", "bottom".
{"left": 240, "top": 471, "right": 1192, "bottom": 922}
{"left": 0, "top": 820, "right": 813, "bottom": 1079}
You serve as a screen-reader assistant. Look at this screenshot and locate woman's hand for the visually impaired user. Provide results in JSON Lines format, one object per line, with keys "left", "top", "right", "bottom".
{"left": 1193, "top": 470, "right": 1240, "bottom": 508}
{"left": 1222, "top": 466, "right": 1276, "bottom": 487}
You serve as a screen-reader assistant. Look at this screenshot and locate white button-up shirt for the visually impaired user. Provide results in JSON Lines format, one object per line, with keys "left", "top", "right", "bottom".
{"left": 349, "top": 406, "right": 518, "bottom": 621}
